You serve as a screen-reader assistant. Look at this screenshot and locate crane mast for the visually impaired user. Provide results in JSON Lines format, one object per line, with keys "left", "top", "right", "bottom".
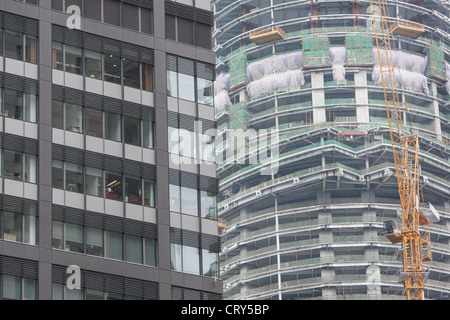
{"left": 368, "top": 0, "right": 432, "bottom": 300}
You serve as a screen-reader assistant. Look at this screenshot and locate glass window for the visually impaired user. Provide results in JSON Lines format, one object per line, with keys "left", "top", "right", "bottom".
{"left": 52, "top": 283, "right": 64, "bottom": 300}
{"left": 179, "top": 129, "right": 196, "bottom": 159}
{"left": 177, "top": 18, "right": 194, "bottom": 46}
{"left": 143, "top": 120, "right": 154, "bottom": 149}
{"left": 196, "top": 23, "right": 212, "bottom": 50}
{"left": 168, "top": 127, "right": 179, "bottom": 154}
{"left": 84, "top": 0, "right": 102, "bottom": 21}
{"left": 52, "top": 42, "right": 64, "bottom": 70}
{"left": 66, "top": 287, "right": 83, "bottom": 300}
{"left": 4, "top": 150, "right": 23, "bottom": 181}
{"left": 200, "top": 133, "right": 215, "bottom": 162}
{"left": 85, "top": 50, "right": 102, "bottom": 80}
{"left": 183, "top": 246, "right": 200, "bottom": 275}
{"left": 178, "top": 59, "right": 195, "bottom": 102}
{"left": 105, "top": 112, "right": 121, "bottom": 142}
{"left": 123, "top": 59, "right": 140, "bottom": 89}
{"left": 142, "top": 64, "right": 153, "bottom": 92}
{"left": 65, "top": 0, "right": 82, "bottom": 12}
{"left": 170, "top": 243, "right": 182, "bottom": 272}
{"left": 2, "top": 275, "right": 21, "bottom": 300}
{"left": 24, "top": 93, "right": 38, "bottom": 123}
{"left": 23, "top": 278, "right": 36, "bottom": 300}
{"left": 105, "top": 171, "right": 122, "bottom": 201}
{"left": 52, "top": 0, "right": 63, "bottom": 11}
{"left": 165, "top": 15, "right": 176, "bottom": 41}
{"left": 24, "top": 154, "right": 37, "bottom": 184}
{"left": 167, "top": 69, "right": 178, "bottom": 98}
{"left": 25, "top": 36, "right": 37, "bottom": 64}
{"left": 181, "top": 187, "right": 198, "bottom": 216}
{"left": 141, "top": 8, "right": 153, "bottom": 35}
{"left": 65, "top": 103, "right": 82, "bottom": 133}
{"left": 201, "top": 191, "right": 216, "bottom": 220}
{"left": 106, "top": 230, "right": 123, "bottom": 260}
{"left": 86, "top": 289, "right": 103, "bottom": 300}
{"left": 197, "top": 63, "right": 214, "bottom": 106}
{"left": 52, "top": 221, "right": 64, "bottom": 250}
{"left": 85, "top": 108, "right": 103, "bottom": 138}
{"left": 104, "top": 54, "right": 121, "bottom": 84}
{"left": 122, "top": 3, "right": 139, "bottom": 31}
{"left": 202, "top": 250, "right": 219, "bottom": 278}
{"left": 4, "top": 88, "right": 23, "bottom": 120}
{"left": 143, "top": 179, "right": 155, "bottom": 208}
{"left": 24, "top": 214, "right": 37, "bottom": 245}
{"left": 125, "top": 175, "right": 141, "bottom": 205}
{"left": 104, "top": 0, "right": 121, "bottom": 26}
{"left": 144, "top": 238, "right": 157, "bottom": 266}
{"left": 52, "top": 100, "right": 64, "bottom": 129}
{"left": 169, "top": 184, "right": 180, "bottom": 212}
{"left": 65, "top": 45, "right": 83, "bottom": 75}
{"left": 87, "top": 227, "right": 104, "bottom": 257}
{"left": 5, "top": 31, "right": 23, "bottom": 61}
{"left": 126, "top": 234, "right": 142, "bottom": 264}
{"left": 86, "top": 166, "right": 103, "bottom": 197}
{"left": 66, "top": 162, "right": 83, "bottom": 193}
{"left": 124, "top": 116, "right": 140, "bottom": 146}
{"left": 52, "top": 160, "right": 64, "bottom": 189}
{"left": 3, "top": 211, "right": 22, "bottom": 242}
{"left": 66, "top": 223, "right": 84, "bottom": 253}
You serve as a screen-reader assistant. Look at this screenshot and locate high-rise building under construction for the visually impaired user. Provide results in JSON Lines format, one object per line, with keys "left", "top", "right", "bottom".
{"left": 213, "top": 0, "right": 450, "bottom": 299}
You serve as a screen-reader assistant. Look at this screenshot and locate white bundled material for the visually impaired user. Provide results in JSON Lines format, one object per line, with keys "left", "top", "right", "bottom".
{"left": 373, "top": 49, "right": 427, "bottom": 74}
{"left": 372, "top": 66, "right": 429, "bottom": 94}
{"left": 333, "top": 65, "right": 346, "bottom": 83}
{"left": 247, "top": 52, "right": 303, "bottom": 81}
{"left": 214, "top": 90, "right": 232, "bottom": 112}
{"left": 214, "top": 73, "right": 230, "bottom": 95}
{"left": 446, "top": 62, "right": 450, "bottom": 94}
{"left": 329, "top": 47, "right": 347, "bottom": 65}
{"left": 247, "top": 69, "right": 305, "bottom": 99}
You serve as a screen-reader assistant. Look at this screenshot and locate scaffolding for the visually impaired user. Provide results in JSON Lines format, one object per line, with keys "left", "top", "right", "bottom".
{"left": 346, "top": 32, "right": 374, "bottom": 66}
{"left": 302, "top": 34, "right": 331, "bottom": 69}
{"left": 228, "top": 48, "right": 249, "bottom": 90}
{"left": 425, "top": 40, "right": 447, "bottom": 82}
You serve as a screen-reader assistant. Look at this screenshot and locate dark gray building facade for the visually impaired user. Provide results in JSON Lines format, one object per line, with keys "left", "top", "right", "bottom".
{"left": 0, "top": 0, "right": 221, "bottom": 300}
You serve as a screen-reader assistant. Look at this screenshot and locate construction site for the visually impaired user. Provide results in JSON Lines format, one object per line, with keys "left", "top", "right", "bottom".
{"left": 212, "top": 0, "right": 450, "bottom": 299}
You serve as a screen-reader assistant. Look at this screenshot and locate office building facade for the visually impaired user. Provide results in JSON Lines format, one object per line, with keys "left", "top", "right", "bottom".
{"left": 0, "top": 0, "right": 221, "bottom": 300}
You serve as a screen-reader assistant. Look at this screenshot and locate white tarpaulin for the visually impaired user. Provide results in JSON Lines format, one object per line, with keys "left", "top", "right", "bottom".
{"left": 247, "top": 69, "right": 305, "bottom": 99}
{"left": 330, "top": 47, "right": 347, "bottom": 83}
{"left": 373, "top": 48, "right": 427, "bottom": 74}
{"left": 247, "top": 52, "right": 303, "bottom": 81}
{"left": 214, "top": 90, "right": 232, "bottom": 112}
{"left": 372, "top": 66, "right": 429, "bottom": 94}
{"left": 214, "top": 73, "right": 230, "bottom": 95}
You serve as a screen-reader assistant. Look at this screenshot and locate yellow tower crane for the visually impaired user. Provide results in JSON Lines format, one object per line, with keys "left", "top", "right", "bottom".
{"left": 368, "top": 0, "right": 435, "bottom": 300}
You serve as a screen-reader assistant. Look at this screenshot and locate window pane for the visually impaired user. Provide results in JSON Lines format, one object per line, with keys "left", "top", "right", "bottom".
{"left": 52, "top": 160, "right": 64, "bottom": 189}
{"left": 200, "top": 133, "right": 215, "bottom": 162}
{"left": 124, "top": 116, "right": 140, "bottom": 146}
{"left": 143, "top": 179, "right": 155, "bottom": 208}
{"left": 106, "top": 230, "right": 123, "bottom": 260}
{"left": 84, "top": 0, "right": 102, "bottom": 21}
{"left": 183, "top": 246, "right": 200, "bottom": 275}
{"left": 177, "top": 18, "right": 194, "bottom": 45}
{"left": 167, "top": 70, "right": 178, "bottom": 98}
{"left": 52, "top": 100, "right": 63, "bottom": 129}
{"left": 86, "top": 166, "right": 103, "bottom": 197}
{"left": 165, "top": 15, "right": 176, "bottom": 41}
{"left": 141, "top": 8, "right": 153, "bottom": 34}
{"left": 4, "top": 88, "right": 23, "bottom": 120}
{"left": 65, "top": 45, "right": 83, "bottom": 75}
{"left": 181, "top": 187, "right": 198, "bottom": 216}
{"left": 66, "top": 223, "right": 84, "bottom": 253}
{"left": 143, "top": 120, "right": 154, "bottom": 149}
{"left": 52, "top": 42, "right": 64, "bottom": 70}
{"left": 85, "top": 108, "right": 103, "bottom": 138}
{"left": 66, "top": 162, "right": 83, "bottom": 193}
{"left": 105, "top": 112, "right": 121, "bottom": 142}
{"left": 24, "top": 154, "right": 37, "bottom": 184}
{"left": 169, "top": 184, "right": 180, "bottom": 212}
{"left": 25, "top": 36, "right": 37, "bottom": 64}
{"left": 178, "top": 59, "right": 195, "bottom": 102}
{"left": 105, "top": 171, "right": 122, "bottom": 201}
{"left": 145, "top": 238, "right": 157, "bottom": 266}
{"left": 104, "top": 54, "right": 121, "bottom": 84}
{"left": 201, "top": 191, "right": 216, "bottom": 220}
{"left": 122, "top": 3, "right": 139, "bottom": 31}
{"left": 5, "top": 31, "right": 23, "bottom": 61}
{"left": 4, "top": 211, "right": 22, "bottom": 242}
{"left": 125, "top": 175, "right": 141, "bottom": 205}
{"left": 86, "top": 289, "right": 103, "bottom": 300}
{"left": 65, "top": 0, "right": 82, "bottom": 12}
{"left": 52, "top": 0, "right": 63, "bottom": 11}
{"left": 24, "top": 214, "right": 37, "bottom": 245}
{"left": 52, "top": 221, "right": 64, "bottom": 250}
{"left": 123, "top": 59, "right": 140, "bottom": 89}
{"left": 24, "top": 93, "right": 37, "bottom": 123}
{"left": 4, "top": 150, "right": 23, "bottom": 181}
{"left": 66, "top": 287, "right": 83, "bottom": 300}
{"left": 85, "top": 50, "right": 102, "bottom": 80}
{"left": 168, "top": 127, "right": 179, "bottom": 154}
{"left": 202, "top": 250, "right": 219, "bottom": 278}
{"left": 87, "top": 227, "right": 104, "bottom": 257}
{"left": 126, "top": 234, "right": 143, "bottom": 264}
{"left": 52, "top": 283, "right": 64, "bottom": 300}
{"left": 170, "top": 243, "right": 182, "bottom": 271}
{"left": 2, "top": 275, "right": 21, "bottom": 300}
{"left": 197, "top": 77, "right": 214, "bottom": 106}
{"left": 104, "top": 0, "right": 121, "bottom": 26}
{"left": 65, "top": 103, "right": 82, "bottom": 133}
{"left": 142, "top": 64, "right": 153, "bottom": 92}
{"left": 23, "top": 278, "right": 36, "bottom": 300}
{"left": 196, "top": 23, "right": 212, "bottom": 50}
{"left": 179, "top": 129, "right": 196, "bottom": 158}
